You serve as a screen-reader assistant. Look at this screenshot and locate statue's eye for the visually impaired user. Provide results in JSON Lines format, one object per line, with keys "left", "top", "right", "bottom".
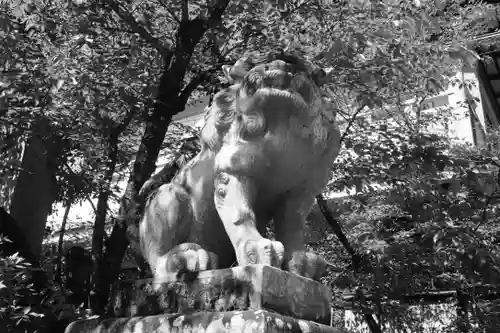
{"left": 216, "top": 187, "right": 226, "bottom": 198}
{"left": 218, "top": 172, "right": 229, "bottom": 184}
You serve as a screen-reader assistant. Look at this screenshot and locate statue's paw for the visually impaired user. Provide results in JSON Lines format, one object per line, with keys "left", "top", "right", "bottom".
{"left": 237, "top": 238, "right": 284, "bottom": 268}
{"left": 287, "top": 251, "right": 327, "bottom": 281}
{"left": 155, "top": 243, "right": 219, "bottom": 282}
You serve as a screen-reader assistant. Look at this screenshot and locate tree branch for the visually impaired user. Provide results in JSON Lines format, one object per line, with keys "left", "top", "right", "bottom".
{"left": 156, "top": 0, "right": 181, "bottom": 23}
{"left": 115, "top": 106, "right": 139, "bottom": 135}
{"left": 221, "top": 35, "right": 251, "bottom": 58}
{"left": 355, "top": 289, "right": 383, "bottom": 333}
{"left": 415, "top": 95, "right": 427, "bottom": 135}
{"left": 106, "top": 0, "right": 171, "bottom": 56}
{"left": 62, "top": 162, "right": 98, "bottom": 216}
{"left": 205, "top": 0, "right": 230, "bottom": 29}
{"left": 339, "top": 103, "right": 366, "bottom": 144}
{"left": 279, "top": 0, "right": 311, "bottom": 20}
{"left": 316, "top": 194, "right": 356, "bottom": 256}
{"left": 474, "top": 162, "right": 500, "bottom": 232}
{"left": 181, "top": 0, "right": 189, "bottom": 22}
{"left": 316, "top": 194, "right": 382, "bottom": 333}
{"left": 178, "top": 72, "right": 210, "bottom": 107}
{"left": 101, "top": 26, "right": 136, "bottom": 34}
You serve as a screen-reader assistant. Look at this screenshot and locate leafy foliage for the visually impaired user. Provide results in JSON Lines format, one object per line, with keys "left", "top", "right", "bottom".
{"left": 311, "top": 103, "right": 500, "bottom": 331}
{"left": 2, "top": 0, "right": 500, "bottom": 331}
{"left": 1, "top": 236, "right": 97, "bottom": 333}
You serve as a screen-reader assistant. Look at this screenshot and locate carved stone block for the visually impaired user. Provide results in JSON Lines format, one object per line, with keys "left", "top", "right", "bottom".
{"left": 65, "top": 310, "right": 349, "bottom": 333}
{"left": 109, "top": 265, "right": 331, "bottom": 325}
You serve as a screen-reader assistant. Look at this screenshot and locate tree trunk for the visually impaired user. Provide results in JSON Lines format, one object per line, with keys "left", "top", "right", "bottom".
{"left": 96, "top": 63, "right": 182, "bottom": 316}
{"left": 9, "top": 117, "right": 62, "bottom": 258}
{"left": 89, "top": 132, "right": 120, "bottom": 313}
{"left": 457, "top": 288, "right": 470, "bottom": 333}
{"left": 0, "top": 207, "right": 47, "bottom": 289}
{"left": 96, "top": 5, "right": 230, "bottom": 314}
{"left": 55, "top": 201, "right": 71, "bottom": 284}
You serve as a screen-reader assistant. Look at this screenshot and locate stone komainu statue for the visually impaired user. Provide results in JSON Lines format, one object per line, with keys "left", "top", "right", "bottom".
{"left": 139, "top": 52, "right": 341, "bottom": 282}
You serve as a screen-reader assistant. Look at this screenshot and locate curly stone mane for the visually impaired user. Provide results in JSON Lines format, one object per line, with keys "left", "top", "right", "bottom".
{"left": 200, "top": 51, "right": 329, "bottom": 152}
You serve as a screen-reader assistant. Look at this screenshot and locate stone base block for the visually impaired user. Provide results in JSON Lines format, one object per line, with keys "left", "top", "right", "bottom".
{"left": 65, "top": 310, "right": 349, "bottom": 333}
{"left": 110, "top": 265, "right": 331, "bottom": 325}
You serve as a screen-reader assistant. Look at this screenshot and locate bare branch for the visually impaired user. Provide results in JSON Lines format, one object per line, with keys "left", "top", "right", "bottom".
{"left": 106, "top": 0, "right": 171, "bottom": 56}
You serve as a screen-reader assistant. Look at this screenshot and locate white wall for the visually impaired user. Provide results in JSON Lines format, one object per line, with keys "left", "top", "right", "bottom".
{"left": 407, "top": 69, "right": 485, "bottom": 145}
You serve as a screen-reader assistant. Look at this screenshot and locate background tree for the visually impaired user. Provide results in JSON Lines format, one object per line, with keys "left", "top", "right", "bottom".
{"left": 2, "top": 0, "right": 500, "bottom": 331}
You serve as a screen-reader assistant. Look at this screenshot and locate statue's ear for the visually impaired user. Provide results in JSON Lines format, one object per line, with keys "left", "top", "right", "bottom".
{"left": 222, "top": 65, "right": 234, "bottom": 84}
{"left": 311, "top": 67, "right": 334, "bottom": 87}
{"left": 222, "top": 57, "right": 253, "bottom": 84}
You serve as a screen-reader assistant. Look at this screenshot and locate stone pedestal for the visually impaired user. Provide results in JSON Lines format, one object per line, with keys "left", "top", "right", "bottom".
{"left": 65, "top": 265, "right": 349, "bottom": 333}
{"left": 65, "top": 310, "right": 347, "bottom": 333}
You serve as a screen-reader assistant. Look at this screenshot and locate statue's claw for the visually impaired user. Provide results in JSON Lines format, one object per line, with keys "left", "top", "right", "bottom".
{"left": 287, "top": 251, "right": 327, "bottom": 281}
{"left": 154, "top": 243, "right": 219, "bottom": 282}
{"left": 236, "top": 238, "right": 284, "bottom": 268}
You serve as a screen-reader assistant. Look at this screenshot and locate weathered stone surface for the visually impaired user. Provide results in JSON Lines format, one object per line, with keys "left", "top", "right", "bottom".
{"left": 139, "top": 52, "right": 340, "bottom": 285}
{"left": 65, "top": 310, "right": 349, "bottom": 333}
{"left": 109, "top": 265, "right": 331, "bottom": 325}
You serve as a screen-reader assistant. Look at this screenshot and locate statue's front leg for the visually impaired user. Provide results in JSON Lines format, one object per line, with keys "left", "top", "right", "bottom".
{"left": 214, "top": 172, "right": 284, "bottom": 267}
{"left": 274, "top": 194, "right": 327, "bottom": 281}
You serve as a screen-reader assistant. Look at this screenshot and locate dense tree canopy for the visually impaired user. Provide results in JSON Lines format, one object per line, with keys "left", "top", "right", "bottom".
{"left": 1, "top": 0, "right": 500, "bottom": 332}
